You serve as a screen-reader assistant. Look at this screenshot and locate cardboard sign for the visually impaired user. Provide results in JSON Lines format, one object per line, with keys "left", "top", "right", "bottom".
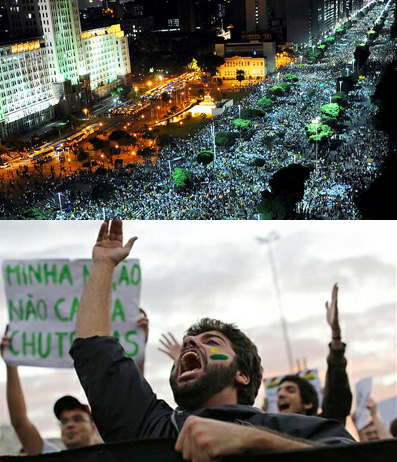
{"left": 2, "top": 259, "right": 144, "bottom": 368}
{"left": 264, "top": 369, "right": 323, "bottom": 413}
{"left": 355, "top": 377, "right": 372, "bottom": 431}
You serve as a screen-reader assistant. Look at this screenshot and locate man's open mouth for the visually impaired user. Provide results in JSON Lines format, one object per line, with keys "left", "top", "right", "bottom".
{"left": 179, "top": 350, "right": 202, "bottom": 379}
{"left": 278, "top": 402, "right": 290, "bottom": 411}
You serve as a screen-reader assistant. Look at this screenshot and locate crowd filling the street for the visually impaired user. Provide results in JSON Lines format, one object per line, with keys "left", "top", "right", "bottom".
{"left": 0, "top": 0, "right": 395, "bottom": 220}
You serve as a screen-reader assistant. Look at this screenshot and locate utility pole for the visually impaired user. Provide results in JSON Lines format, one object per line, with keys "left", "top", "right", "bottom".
{"left": 256, "top": 233, "right": 294, "bottom": 372}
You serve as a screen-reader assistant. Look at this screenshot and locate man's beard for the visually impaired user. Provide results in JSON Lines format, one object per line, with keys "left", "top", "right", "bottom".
{"left": 170, "top": 357, "right": 239, "bottom": 410}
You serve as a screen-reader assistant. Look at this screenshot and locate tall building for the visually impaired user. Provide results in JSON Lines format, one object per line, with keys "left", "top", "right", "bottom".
{"left": 246, "top": 0, "right": 268, "bottom": 32}
{"left": 38, "top": 0, "right": 87, "bottom": 86}
{"left": 177, "top": 0, "right": 196, "bottom": 32}
{"left": 0, "top": 0, "right": 131, "bottom": 138}
{"left": 285, "top": 0, "right": 365, "bottom": 46}
{"left": 0, "top": 39, "right": 56, "bottom": 137}
{"left": 82, "top": 24, "right": 131, "bottom": 98}
{"left": 4, "top": 0, "right": 42, "bottom": 40}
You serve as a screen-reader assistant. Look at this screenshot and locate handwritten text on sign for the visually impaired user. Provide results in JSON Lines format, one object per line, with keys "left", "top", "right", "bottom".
{"left": 2, "top": 259, "right": 143, "bottom": 368}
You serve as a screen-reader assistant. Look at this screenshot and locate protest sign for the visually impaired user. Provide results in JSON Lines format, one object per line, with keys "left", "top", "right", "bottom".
{"left": 355, "top": 377, "right": 372, "bottom": 431}
{"left": 264, "top": 369, "right": 323, "bottom": 413}
{"left": 2, "top": 259, "right": 143, "bottom": 368}
{"left": 378, "top": 396, "right": 397, "bottom": 429}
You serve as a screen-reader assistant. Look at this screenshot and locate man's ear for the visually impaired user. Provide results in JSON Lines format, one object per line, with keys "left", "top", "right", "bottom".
{"left": 303, "top": 402, "right": 314, "bottom": 412}
{"left": 235, "top": 370, "right": 250, "bottom": 387}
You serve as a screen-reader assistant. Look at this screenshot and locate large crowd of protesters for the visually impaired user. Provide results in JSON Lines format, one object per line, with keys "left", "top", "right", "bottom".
{"left": 0, "top": 1, "right": 395, "bottom": 219}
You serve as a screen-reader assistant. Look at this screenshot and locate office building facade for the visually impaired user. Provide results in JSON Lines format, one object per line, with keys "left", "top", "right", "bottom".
{"left": 0, "top": 0, "right": 131, "bottom": 138}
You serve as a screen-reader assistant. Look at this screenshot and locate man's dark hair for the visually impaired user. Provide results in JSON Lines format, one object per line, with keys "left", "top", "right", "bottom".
{"left": 185, "top": 318, "right": 263, "bottom": 406}
{"left": 279, "top": 375, "right": 319, "bottom": 415}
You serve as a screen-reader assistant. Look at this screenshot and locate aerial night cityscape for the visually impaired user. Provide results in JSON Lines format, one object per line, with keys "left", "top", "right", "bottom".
{"left": 0, "top": 0, "right": 396, "bottom": 219}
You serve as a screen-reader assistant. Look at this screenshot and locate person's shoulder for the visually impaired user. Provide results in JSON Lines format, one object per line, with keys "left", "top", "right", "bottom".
{"left": 262, "top": 413, "right": 355, "bottom": 444}
{"left": 42, "top": 440, "right": 62, "bottom": 454}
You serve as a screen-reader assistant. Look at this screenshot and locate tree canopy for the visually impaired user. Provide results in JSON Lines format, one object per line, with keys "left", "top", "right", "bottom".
{"left": 196, "top": 150, "right": 214, "bottom": 165}
{"left": 233, "top": 119, "right": 252, "bottom": 130}
{"left": 173, "top": 168, "right": 193, "bottom": 188}
{"left": 320, "top": 103, "right": 344, "bottom": 119}
{"left": 215, "top": 131, "right": 238, "bottom": 146}
{"left": 257, "top": 97, "right": 273, "bottom": 110}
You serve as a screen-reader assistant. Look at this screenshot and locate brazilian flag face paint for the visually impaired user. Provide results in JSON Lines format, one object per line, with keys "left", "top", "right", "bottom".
{"left": 209, "top": 347, "right": 229, "bottom": 361}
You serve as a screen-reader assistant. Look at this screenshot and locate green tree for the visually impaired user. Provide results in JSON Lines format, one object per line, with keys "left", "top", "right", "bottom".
{"left": 257, "top": 97, "right": 273, "bottom": 111}
{"left": 156, "top": 133, "right": 175, "bottom": 148}
{"left": 233, "top": 119, "right": 252, "bottom": 130}
{"left": 172, "top": 168, "right": 193, "bottom": 188}
{"left": 215, "top": 131, "right": 238, "bottom": 147}
{"left": 109, "top": 130, "right": 128, "bottom": 141}
{"left": 90, "top": 137, "right": 110, "bottom": 151}
{"left": 119, "top": 134, "right": 137, "bottom": 146}
{"left": 77, "top": 149, "right": 89, "bottom": 162}
{"left": 196, "top": 150, "right": 214, "bottom": 165}
{"left": 268, "top": 86, "right": 285, "bottom": 97}
{"left": 283, "top": 74, "right": 299, "bottom": 83}
{"left": 236, "top": 69, "right": 245, "bottom": 90}
{"left": 320, "top": 103, "right": 344, "bottom": 119}
{"left": 196, "top": 53, "right": 225, "bottom": 76}
{"left": 4, "top": 133, "right": 25, "bottom": 151}
{"left": 138, "top": 147, "right": 156, "bottom": 159}
{"left": 331, "top": 91, "right": 347, "bottom": 107}
{"left": 240, "top": 108, "right": 265, "bottom": 119}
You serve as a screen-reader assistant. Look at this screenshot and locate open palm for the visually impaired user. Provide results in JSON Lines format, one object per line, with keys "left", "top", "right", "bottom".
{"left": 93, "top": 221, "right": 137, "bottom": 266}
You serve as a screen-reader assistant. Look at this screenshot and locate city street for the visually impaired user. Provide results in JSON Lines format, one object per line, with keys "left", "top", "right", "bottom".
{"left": 0, "top": 0, "right": 395, "bottom": 219}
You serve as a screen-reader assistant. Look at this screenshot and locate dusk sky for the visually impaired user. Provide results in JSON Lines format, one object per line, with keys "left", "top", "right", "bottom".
{"left": 0, "top": 220, "right": 396, "bottom": 437}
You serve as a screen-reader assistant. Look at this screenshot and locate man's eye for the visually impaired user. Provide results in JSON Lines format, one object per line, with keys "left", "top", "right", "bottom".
{"left": 207, "top": 340, "right": 218, "bottom": 345}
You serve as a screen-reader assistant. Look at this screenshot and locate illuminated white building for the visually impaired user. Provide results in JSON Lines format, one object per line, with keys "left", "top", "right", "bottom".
{"left": 0, "top": 0, "right": 131, "bottom": 138}
{"left": 0, "top": 40, "right": 56, "bottom": 137}
{"left": 217, "top": 56, "right": 266, "bottom": 81}
{"left": 82, "top": 24, "right": 131, "bottom": 98}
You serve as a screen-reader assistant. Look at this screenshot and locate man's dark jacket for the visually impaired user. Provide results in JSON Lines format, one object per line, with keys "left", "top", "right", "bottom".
{"left": 70, "top": 336, "right": 354, "bottom": 445}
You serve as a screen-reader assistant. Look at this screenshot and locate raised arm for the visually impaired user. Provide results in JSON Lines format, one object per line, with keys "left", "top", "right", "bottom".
{"left": 76, "top": 220, "right": 137, "bottom": 338}
{"left": 321, "top": 283, "right": 352, "bottom": 424}
{"left": 1, "top": 329, "right": 43, "bottom": 455}
{"left": 366, "top": 398, "right": 393, "bottom": 440}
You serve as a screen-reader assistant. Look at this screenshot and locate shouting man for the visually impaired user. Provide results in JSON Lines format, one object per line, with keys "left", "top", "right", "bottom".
{"left": 70, "top": 221, "right": 354, "bottom": 462}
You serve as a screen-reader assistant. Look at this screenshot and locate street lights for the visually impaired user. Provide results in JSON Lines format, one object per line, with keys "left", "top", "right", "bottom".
{"left": 210, "top": 123, "right": 216, "bottom": 163}
{"left": 83, "top": 108, "right": 89, "bottom": 119}
{"left": 256, "top": 233, "right": 294, "bottom": 372}
{"left": 312, "top": 116, "right": 320, "bottom": 168}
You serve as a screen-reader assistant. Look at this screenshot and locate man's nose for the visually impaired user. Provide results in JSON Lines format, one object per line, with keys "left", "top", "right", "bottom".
{"left": 182, "top": 336, "right": 199, "bottom": 350}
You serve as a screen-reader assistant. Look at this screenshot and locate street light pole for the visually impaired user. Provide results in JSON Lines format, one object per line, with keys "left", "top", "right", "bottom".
{"left": 210, "top": 123, "right": 216, "bottom": 163}
{"left": 256, "top": 233, "right": 294, "bottom": 372}
{"left": 312, "top": 116, "right": 320, "bottom": 169}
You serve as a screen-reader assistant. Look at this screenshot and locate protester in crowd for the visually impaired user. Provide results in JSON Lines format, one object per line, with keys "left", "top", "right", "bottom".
{"left": 277, "top": 283, "right": 352, "bottom": 424}
{"left": 70, "top": 220, "right": 354, "bottom": 462}
{"left": 277, "top": 375, "right": 319, "bottom": 415}
{"left": 159, "top": 284, "right": 353, "bottom": 425}
{"left": 1, "top": 329, "right": 98, "bottom": 455}
{"left": 355, "top": 398, "right": 393, "bottom": 442}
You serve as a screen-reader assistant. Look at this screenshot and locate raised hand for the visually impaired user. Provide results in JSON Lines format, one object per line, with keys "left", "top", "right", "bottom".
{"left": 325, "top": 283, "right": 341, "bottom": 337}
{"left": 93, "top": 220, "right": 137, "bottom": 267}
{"left": 1, "top": 325, "right": 10, "bottom": 360}
{"left": 158, "top": 332, "right": 181, "bottom": 360}
{"left": 137, "top": 308, "right": 149, "bottom": 344}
